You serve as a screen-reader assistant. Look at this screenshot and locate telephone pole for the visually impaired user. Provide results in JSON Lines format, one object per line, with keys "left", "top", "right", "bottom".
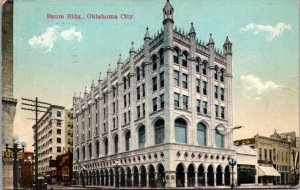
{"left": 21, "top": 97, "right": 51, "bottom": 184}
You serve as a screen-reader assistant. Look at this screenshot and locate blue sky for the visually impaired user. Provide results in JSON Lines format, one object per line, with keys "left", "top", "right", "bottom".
{"left": 13, "top": 0, "right": 299, "bottom": 150}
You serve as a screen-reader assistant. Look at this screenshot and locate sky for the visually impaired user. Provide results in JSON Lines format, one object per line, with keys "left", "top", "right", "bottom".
{"left": 12, "top": 0, "right": 299, "bottom": 151}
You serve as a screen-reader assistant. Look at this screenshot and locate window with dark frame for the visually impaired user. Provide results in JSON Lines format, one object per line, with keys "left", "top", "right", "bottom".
{"left": 202, "top": 81, "right": 207, "bottom": 95}
{"left": 215, "top": 86, "right": 218, "bottom": 99}
{"left": 182, "top": 74, "right": 188, "bottom": 89}
{"left": 160, "top": 94, "right": 164, "bottom": 109}
{"left": 183, "top": 95, "right": 188, "bottom": 109}
{"left": 142, "top": 103, "right": 145, "bottom": 116}
{"left": 137, "top": 87, "right": 140, "bottom": 100}
{"left": 153, "top": 97, "right": 158, "bottom": 112}
{"left": 182, "top": 53, "right": 187, "bottom": 67}
{"left": 196, "top": 99, "right": 200, "bottom": 113}
{"left": 173, "top": 49, "right": 179, "bottom": 64}
{"left": 203, "top": 101, "right": 207, "bottom": 114}
{"left": 153, "top": 56, "right": 157, "bottom": 71}
{"left": 220, "top": 88, "right": 224, "bottom": 101}
{"left": 137, "top": 106, "right": 141, "bottom": 118}
{"left": 152, "top": 76, "right": 157, "bottom": 92}
{"left": 142, "top": 84, "right": 145, "bottom": 97}
{"left": 174, "top": 93, "right": 179, "bottom": 108}
{"left": 174, "top": 70, "right": 179, "bottom": 86}
{"left": 196, "top": 79, "right": 200, "bottom": 93}
{"left": 160, "top": 72, "right": 164, "bottom": 88}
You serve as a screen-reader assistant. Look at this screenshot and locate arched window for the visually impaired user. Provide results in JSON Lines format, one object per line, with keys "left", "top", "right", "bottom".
{"left": 152, "top": 55, "right": 157, "bottom": 71}
{"left": 197, "top": 123, "right": 207, "bottom": 146}
{"left": 159, "top": 49, "right": 164, "bottom": 66}
{"left": 141, "top": 64, "right": 145, "bottom": 78}
{"left": 127, "top": 75, "right": 131, "bottom": 88}
{"left": 104, "top": 138, "right": 108, "bottom": 156}
{"left": 215, "top": 128, "right": 224, "bottom": 148}
{"left": 136, "top": 67, "right": 140, "bottom": 81}
{"left": 95, "top": 141, "right": 99, "bottom": 157}
{"left": 125, "top": 131, "right": 131, "bottom": 151}
{"left": 202, "top": 61, "right": 207, "bottom": 75}
{"left": 138, "top": 125, "right": 145, "bottom": 148}
{"left": 114, "top": 135, "right": 118, "bottom": 153}
{"left": 214, "top": 66, "right": 219, "bottom": 80}
{"left": 154, "top": 119, "right": 165, "bottom": 144}
{"left": 182, "top": 52, "right": 188, "bottom": 67}
{"left": 173, "top": 49, "right": 179, "bottom": 64}
{"left": 175, "top": 118, "right": 187, "bottom": 143}
{"left": 123, "top": 77, "right": 127, "bottom": 90}
{"left": 196, "top": 58, "right": 201, "bottom": 72}
{"left": 82, "top": 146, "right": 86, "bottom": 160}
{"left": 76, "top": 148, "right": 79, "bottom": 161}
{"left": 88, "top": 143, "right": 92, "bottom": 159}
{"left": 220, "top": 69, "right": 225, "bottom": 82}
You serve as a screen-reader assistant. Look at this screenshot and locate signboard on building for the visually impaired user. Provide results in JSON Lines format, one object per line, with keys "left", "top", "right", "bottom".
{"left": 2, "top": 150, "right": 23, "bottom": 159}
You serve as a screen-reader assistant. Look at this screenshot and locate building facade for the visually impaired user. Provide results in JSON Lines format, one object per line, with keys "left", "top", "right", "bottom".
{"left": 19, "top": 152, "right": 34, "bottom": 188}
{"left": 65, "top": 109, "right": 73, "bottom": 152}
{"left": 73, "top": 0, "right": 238, "bottom": 188}
{"left": 2, "top": 0, "right": 17, "bottom": 189}
{"left": 234, "top": 130, "right": 298, "bottom": 185}
{"left": 33, "top": 105, "right": 73, "bottom": 175}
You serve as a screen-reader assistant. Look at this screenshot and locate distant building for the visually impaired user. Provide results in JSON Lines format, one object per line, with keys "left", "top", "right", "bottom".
{"left": 2, "top": 0, "right": 17, "bottom": 189}
{"left": 19, "top": 152, "right": 34, "bottom": 188}
{"left": 234, "top": 130, "right": 298, "bottom": 185}
{"left": 32, "top": 105, "right": 73, "bottom": 175}
{"left": 73, "top": 0, "right": 242, "bottom": 188}
{"left": 65, "top": 109, "right": 73, "bottom": 152}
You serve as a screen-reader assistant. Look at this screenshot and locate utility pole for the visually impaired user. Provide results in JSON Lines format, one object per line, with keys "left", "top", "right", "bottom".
{"left": 21, "top": 97, "right": 51, "bottom": 185}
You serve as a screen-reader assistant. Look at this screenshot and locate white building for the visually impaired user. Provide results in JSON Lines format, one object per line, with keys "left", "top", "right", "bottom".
{"left": 33, "top": 105, "right": 67, "bottom": 174}
{"left": 73, "top": 0, "right": 240, "bottom": 188}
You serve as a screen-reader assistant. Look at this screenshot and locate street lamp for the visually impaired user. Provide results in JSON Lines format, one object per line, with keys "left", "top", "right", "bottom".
{"left": 228, "top": 156, "right": 237, "bottom": 189}
{"left": 4, "top": 135, "right": 26, "bottom": 190}
{"left": 113, "top": 161, "right": 119, "bottom": 188}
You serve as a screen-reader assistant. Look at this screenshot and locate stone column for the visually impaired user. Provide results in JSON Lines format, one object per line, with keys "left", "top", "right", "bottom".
{"left": 195, "top": 172, "right": 198, "bottom": 187}
{"left": 214, "top": 172, "right": 217, "bottom": 186}
{"left": 184, "top": 171, "right": 188, "bottom": 187}
{"left": 103, "top": 175, "right": 106, "bottom": 186}
{"left": 108, "top": 174, "right": 111, "bottom": 186}
{"left": 204, "top": 172, "right": 208, "bottom": 186}
{"left": 124, "top": 172, "right": 128, "bottom": 186}
{"left": 146, "top": 172, "right": 149, "bottom": 187}
{"left": 131, "top": 174, "right": 134, "bottom": 186}
{"left": 139, "top": 173, "right": 142, "bottom": 187}
{"left": 119, "top": 172, "right": 122, "bottom": 187}
{"left": 222, "top": 172, "right": 225, "bottom": 186}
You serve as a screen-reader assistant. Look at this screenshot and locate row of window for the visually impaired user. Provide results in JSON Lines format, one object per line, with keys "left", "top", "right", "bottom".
{"left": 259, "top": 148, "right": 289, "bottom": 162}
{"left": 76, "top": 119, "right": 225, "bottom": 161}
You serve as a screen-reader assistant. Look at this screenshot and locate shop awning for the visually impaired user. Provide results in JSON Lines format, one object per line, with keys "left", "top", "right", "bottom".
{"left": 258, "top": 166, "right": 280, "bottom": 176}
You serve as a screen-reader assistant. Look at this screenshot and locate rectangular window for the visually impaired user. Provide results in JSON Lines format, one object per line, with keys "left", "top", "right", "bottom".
{"left": 104, "top": 123, "right": 107, "bottom": 132}
{"left": 137, "top": 106, "right": 141, "bottom": 118}
{"left": 215, "top": 86, "right": 218, "bottom": 99}
{"left": 137, "top": 87, "right": 140, "bottom": 100}
{"left": 128, "top": 93, "right": 131, "bottom": 106}
{"left": 160, "top": 72, "right": 164, "bottom": 88}
{"left": 124, "top": 95, "right": 127, "bottom": 107}
{"left": 182, "top": 74, "right": 188, "bottom": 89}
{"left": 183, "top": 95, "right": 188, "bottom": 109}
{"left": 160, "top": 94, "right": 164, "bottom": 109}
{"left": 215, "top": 105, "right": 219, "bottom": 117}
{"left": 57, "top": 146, "right": 61, "bottom": 153}
{"left": 57, "top": 111, "right": 61, "bottom": 117}
{"left": 153, "top": 98, "right": 157, "bottom": 112}
{"left": 269, "top": 149, "right": 272, "bottom": 161}
{"left": 196, "top": 99, "right": 201, "bottom": 113}
{"left": 57, "top": 138, "right": 61, "bottom": 143}
{"left": 113, "top": 118, "right": 116, "bottom": 128}
{"left": 174, "top": 70, "right": 179, "bottom": 86}
{"left": 128, "top": 111, "right": 131, "bottom": 122}
{"left": 152, "top": 76, "right": 157, "bottom": 92}
{"left": 196, "top": 79, "right": 200, "bottom": 93}
{"left": 174, "top": 93, "right": 180, "bottom": 108}
{"left": 202, "top": 81, "right": 207, "bottom": 95}
{"left": 142, "top": 103, "right": 145, "bottom": 116}
{"left": 273, "top": 149, "right": 276, "bottom": 161}
{"left": 220, "top": 88, "right": 225, "bottom": 101}
{"left": 203, "top": 101, "right": 207, "bottom": 114}
{"left": 259, "top": 148, "right": 262, "bottom": 160}
{"left": 265, "top": 149, "right": 268, "bottom": 160}
{"left": 96, "top": 113, "right": 98, "bottom": 123}
{"left": 221, "top": 106, "right": 225, "bottom": 119}
{"left": 113, "top": 102, "right": 115, "bottom": 114}
{"left": 202, "top": 65, "right": 207, "bottom": 75}
{"left": 142, "top": 84, "right": 145, "bottom": 97}
{"left": 57, "top": 120, "right": 61, "bottom": 126}
{"left": 57, "top": 129, "right": 61, "bottom": 134}
{"left": 103, "top": 108, "right": 106, "bottom": 118}
{"left": 124, "top": 112, "right": 127, "bottom": 124}
{"left": 103, "top": 94, "right": 106, "bottom": 104}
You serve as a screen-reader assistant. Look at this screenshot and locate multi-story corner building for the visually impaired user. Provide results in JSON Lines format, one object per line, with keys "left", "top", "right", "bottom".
{"left": 65, "top": 109, "right": 74, "bottom": 152}
{"left": 73, "top": 0, "right": 238, "bottom": 188}
{"left": 33, "top": 105, "right": 73, "bottom": 174}
{"left": 234, "top": 130, "right": 298, "bottom": 185}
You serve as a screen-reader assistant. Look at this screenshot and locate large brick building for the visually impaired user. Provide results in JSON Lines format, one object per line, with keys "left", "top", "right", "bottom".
{"left": 73, "top": 0, "right": 239, "bottom": 188}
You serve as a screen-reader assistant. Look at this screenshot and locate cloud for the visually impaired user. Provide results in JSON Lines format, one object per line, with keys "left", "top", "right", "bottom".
{"left": 240, "top": 22, "right": 291, "bottom": 41}
{"left": 28, "top": 25, "right": 60, "bottom": 53}
{"left": 240, "top": 75, "right": 280, "bottom": 99}
{"left": 29, "top": 26, "right": 83, "bottom": 53}
{"left": 61, "top": 27, "right": 83, "bottom": 42}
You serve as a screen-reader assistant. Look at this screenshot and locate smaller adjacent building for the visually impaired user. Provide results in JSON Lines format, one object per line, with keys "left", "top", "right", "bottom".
{"left": 19, "top": 152, "right": 34, "bottom": 188}
{"left": 234, "top": 130, "right": 298, "bottom": 185}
